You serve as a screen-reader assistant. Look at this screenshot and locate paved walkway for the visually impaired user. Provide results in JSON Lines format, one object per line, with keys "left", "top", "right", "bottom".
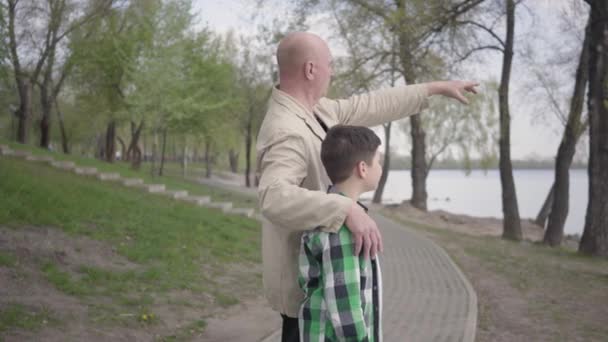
{"left": 196, "top": 175, "right": 478, "bottom": 342}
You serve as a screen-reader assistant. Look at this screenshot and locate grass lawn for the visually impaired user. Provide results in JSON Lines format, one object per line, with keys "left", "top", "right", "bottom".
{"left": 382, "top": 208, "right": 608, "bottom": 342}
{"left": 0, "top": 156, "right": 262, "bottom": 340}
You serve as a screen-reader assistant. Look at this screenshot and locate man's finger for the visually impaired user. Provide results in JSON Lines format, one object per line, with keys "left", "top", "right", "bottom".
{"left": 353, "top": 234, "right": 363, "bottom": 256}
{"left": 375, "top": 228, "right": 384, "bottom": 253}
{"left": 370, "top": 232, "right": 378, "bottom": 259}
{"left": 457, "top": 92, "right": 469, "bottom": 104}
{"left": 363, "top": 233, "right": 372, "bottom": 260}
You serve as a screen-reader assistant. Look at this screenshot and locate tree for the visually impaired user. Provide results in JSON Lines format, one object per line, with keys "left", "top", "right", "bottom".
{"left": 528, "top": 2, "right": 590, "bottom": 230}
{"left": 2, "top": 0, "right": 112, "bottom": 146}
{"left": 37, "top": 0, "right": 113, "bottom": 149}
{"left": 70, "top": 0, "right": 156, "bottom": 162}
{"left": 450, "top": 0, "right": 523, "bottom": 240}
{"left": 543, "top": 12, "right": 590, "bottom": 246}
{"left": 233, "top": 36, "right": 273, "bottom": 187}
{"left": 579, "top": 0, "right": 608, "bottom": 257}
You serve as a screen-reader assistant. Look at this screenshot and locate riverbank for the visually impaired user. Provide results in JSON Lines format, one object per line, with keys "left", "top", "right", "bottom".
{"left": 380, "top": 203, "right": 607, "bottom": 341}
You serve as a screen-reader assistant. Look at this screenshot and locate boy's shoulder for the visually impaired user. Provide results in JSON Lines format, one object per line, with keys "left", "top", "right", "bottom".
{"left": 302, "top": 224, "right": 353, "bottom": 247}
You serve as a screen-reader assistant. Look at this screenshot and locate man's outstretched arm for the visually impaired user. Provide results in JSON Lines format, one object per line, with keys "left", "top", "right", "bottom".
{"left": 318, "top": 80, "right": 479, "bottom": 127}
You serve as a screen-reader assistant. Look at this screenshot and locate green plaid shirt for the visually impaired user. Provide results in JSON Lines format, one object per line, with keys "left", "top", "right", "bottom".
{"left": 298, "top": 204, "right": 382, "bottom": 342}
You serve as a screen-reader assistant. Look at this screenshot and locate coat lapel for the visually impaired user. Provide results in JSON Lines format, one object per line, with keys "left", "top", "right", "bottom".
{"left": 271, "top": 87, "right": 327, "bottom": 142}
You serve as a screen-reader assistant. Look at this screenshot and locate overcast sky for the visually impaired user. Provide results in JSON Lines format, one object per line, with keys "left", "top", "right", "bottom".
{"left": 193, "top": 0, "right": 588, "bottom": 160}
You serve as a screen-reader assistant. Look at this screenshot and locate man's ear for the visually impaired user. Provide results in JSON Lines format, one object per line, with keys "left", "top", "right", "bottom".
{"left": 304, "top": 61, "right": 314, "bottom": 80}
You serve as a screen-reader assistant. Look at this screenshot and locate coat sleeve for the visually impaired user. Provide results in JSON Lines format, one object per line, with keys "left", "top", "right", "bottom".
{"left": 317, "top": 84, "right": 429, "bottom": 127}
{"left": 257, "top": 131, "right": 352, "bottom": 232}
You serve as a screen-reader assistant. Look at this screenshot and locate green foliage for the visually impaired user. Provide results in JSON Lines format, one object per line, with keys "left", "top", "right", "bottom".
{"left": 416, "top": 81, "right": 500, "bottom": 173}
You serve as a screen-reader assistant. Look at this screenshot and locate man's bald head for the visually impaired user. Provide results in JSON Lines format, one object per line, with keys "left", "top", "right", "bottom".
{"left": 275, "top": 32, "right": 334, "bottom": 106}
{"left": 276, "top": 32, "right": 331, "bottom": 78}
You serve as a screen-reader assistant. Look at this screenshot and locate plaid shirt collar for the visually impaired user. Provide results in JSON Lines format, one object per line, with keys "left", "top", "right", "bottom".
{"left": 326, "top": 185, "right": 369, "bottom": 213}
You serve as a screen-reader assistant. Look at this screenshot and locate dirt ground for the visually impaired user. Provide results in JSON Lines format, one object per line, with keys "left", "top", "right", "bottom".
{"left": 0, "top": 225, "right": 278, "bottom": 342}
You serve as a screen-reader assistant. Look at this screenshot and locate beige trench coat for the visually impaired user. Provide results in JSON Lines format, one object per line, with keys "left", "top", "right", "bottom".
{"left": 256, "top": 84, "right": 429, "bottom": 317}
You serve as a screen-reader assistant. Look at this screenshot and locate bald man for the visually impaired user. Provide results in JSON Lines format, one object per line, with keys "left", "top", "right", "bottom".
{"left": 256, "top": 32, "right": 477, "bottom": 341}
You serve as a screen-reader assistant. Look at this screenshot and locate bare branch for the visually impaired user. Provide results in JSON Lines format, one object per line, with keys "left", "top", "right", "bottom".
{"left": 455, "top": 45, "right": 503, "bottom": 62}
{"left": 454, "top": 19, "right": 506, "bottom": 47}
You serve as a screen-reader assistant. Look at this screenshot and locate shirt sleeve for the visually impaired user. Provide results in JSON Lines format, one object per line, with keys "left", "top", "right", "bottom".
{"left": 322, "top": 228, "right": 370, "bottom": 341}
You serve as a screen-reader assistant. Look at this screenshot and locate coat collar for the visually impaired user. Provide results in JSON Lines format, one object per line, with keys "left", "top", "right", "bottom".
{"left": 271, "top": 86, "right": 327, "bottom": 142}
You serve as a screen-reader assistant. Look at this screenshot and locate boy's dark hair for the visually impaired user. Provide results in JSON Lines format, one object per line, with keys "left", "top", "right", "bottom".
{"left": 321, "top": 125, "right": 381, "bottom": 184}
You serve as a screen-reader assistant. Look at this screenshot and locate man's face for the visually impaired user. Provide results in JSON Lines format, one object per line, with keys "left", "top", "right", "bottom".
{"left": 315, "top": 45, "right": 334, "bottom": 98}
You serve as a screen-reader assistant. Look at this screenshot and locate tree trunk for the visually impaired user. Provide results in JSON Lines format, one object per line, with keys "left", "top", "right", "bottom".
{"left": 8, "top": 1, "right": 31, "bottom": 144}
{"left": 159, "top": 127, "right": 168, "bottom": 176}
{"left": 534, "top": 184, "right": 554, "bottom": 227}
{"left": 39, "top": 83, "right": 52, "bottom": 149}
{"left": 55, "top": 100, "right": 70, "bottom": 154}
{"left": 16, "top": 80, "right": 31, "bottom": 144}
{"left": 396, "top": 1, "right": 428, "bottom": 211}
{"left": 229, "top": 149, "right": 239, "bottom": 173}
{"left": 499, "top": 0, "right": 523, "bottom": 241}
{"left": 579, "top": 0, "right": 608, "bottom": 257}
{"left": 127, "top": 120, "right": 144, "bottom": 169}
{"left": 38, "top": 39, "right": 58, "bottom": 150}
{"left": 150, "top": 132, "right": 158, "bottom": 176}
{"left": 373, "top": 122, "right": 392, "bottom": 204}
{"left": 204, "top": 138, "right": 212, "bottom": 178}
{"left": 410, "top": 115, "right": 428, "bottom": 210}
{"left": 105, "top": 121, "right": 116, "bottom": 163}
{"left": 182, "top": 141, "right": 188, "bottom": 177}
{"left": 544, "top": 16, "right": 591, "bottom": 246}
{"left": 245, "top": 119, "right": 253, "bottom": 187}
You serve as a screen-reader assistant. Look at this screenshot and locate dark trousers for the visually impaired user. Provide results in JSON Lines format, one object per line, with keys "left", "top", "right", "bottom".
{"left": 281, "top": 314, "right": 299, "bottom": 342}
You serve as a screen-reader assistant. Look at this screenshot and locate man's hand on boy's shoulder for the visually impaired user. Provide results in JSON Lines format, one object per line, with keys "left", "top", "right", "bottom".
{"left": 345, "top": 202, "right": 383, "bottom": 259}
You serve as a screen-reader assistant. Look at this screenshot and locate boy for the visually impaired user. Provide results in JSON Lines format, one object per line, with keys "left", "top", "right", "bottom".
{"left": 299, "top": 125, "right": 383, "bottom": 342}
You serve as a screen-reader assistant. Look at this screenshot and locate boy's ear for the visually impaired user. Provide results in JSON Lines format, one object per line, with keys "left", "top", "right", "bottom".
{"left": 356, "top": 160, "right": 367, "bottom": 178}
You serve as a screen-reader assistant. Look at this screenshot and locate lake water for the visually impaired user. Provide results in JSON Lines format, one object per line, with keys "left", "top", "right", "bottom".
{"left": 361, "top": 169, "right": 588, "bottom": 235}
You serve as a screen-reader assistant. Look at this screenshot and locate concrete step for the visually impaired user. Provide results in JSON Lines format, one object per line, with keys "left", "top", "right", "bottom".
{"left": 162, "top": 190, "right": 188, "bottom": 199}
{"left": 180, "top": 195, "right": 211, "bottom": 205}
{"left": 25, "top": 155, "right": 55, "bottom": 162}
{"left": 122, "top": 178, "right": 144, "bottom": 187}
{"left": 74, "top": 167, "right": 98, "bottom": 175}
{"left": 0, "top": 148, "right": 14, "bottom": 156}
{"left": 11, "top": 150, "right": 31, "bottom": 158}
{"left": 50, "top": 161, "right": 76, "bottom": 170}
{"left": 204, "top": 201, "right": 233, "bottom": 212}
{"left": 97, "top": 172, "right": 121, "bottom": 181}
{"left": 228, "top": 208, "right": 255, "bottom": 218}
{"left": 139, "top": 184, "right": 165, "bottom": 193}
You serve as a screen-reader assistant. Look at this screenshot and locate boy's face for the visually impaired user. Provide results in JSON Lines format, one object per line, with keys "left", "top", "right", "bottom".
{"left": 363, "top": 149, "right": 383, "bottom": 192}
